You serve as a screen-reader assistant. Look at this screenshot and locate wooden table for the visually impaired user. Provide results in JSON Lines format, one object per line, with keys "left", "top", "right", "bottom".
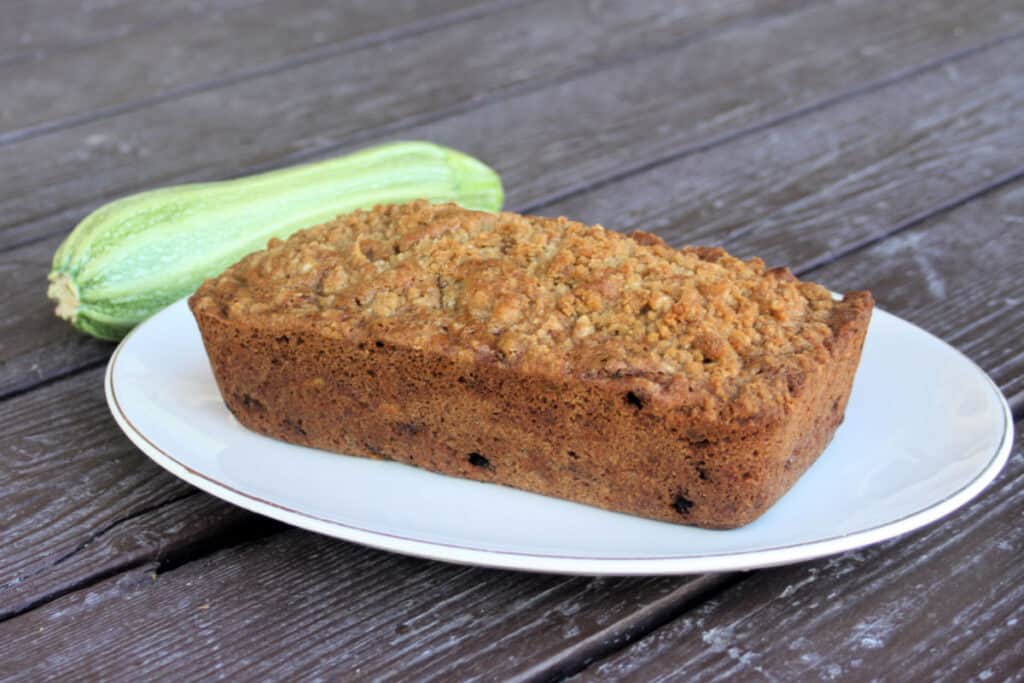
{"left": 2, "top": 1, "right": 1022, "bottom": 679}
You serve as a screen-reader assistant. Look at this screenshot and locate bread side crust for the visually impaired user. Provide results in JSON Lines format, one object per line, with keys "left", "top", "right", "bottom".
{"left": 190, "top": 290, "right": 871, "bottom": 529}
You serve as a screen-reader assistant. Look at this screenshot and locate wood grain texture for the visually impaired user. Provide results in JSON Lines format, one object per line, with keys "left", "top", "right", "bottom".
{"left": 5, "top": 36, "right": 1021, "bottom": 402}
{"left": 3, "top": 87, "right": 1023, "bottom": 683}
{"left": 0, "top": 0, "right": 256, "bottom": 65}
{"left": 0, "top": 0, "right": 808, "bottom": 393}
{"left": 1, "top": 15, "right": 1021, "bottom": 622}
{"left": 569, "top": 184, "right": 1024, "bottom": 682}
{"left": 4, "top": 0, "right": 1021, "bottom": 250}
{"left": 0, "top": 534, "right": 728, "bottom": 682}
{"left": 805, "top": 182, "right": 1024, "bottom": 414}
{"left": 1, "top": 1, "right": 1022, "bottom": 676}
{"left": 0, "top": 367, "right": 278, "bottom": 620}
{"left": 1, "top": 0, "right": 512, "bottom": 137}
{"left": 572, "top": 425, "right": 1024, "bottom": 683}
{"left": 0, "top": 235, "right": 111, "bottom": 399}
{"left": 542, "top": 41, "right": 1024, "bottom": 270}
{"left": 0, "top": 492, "right": 280, "bottom": 622}
{"left": 3, "top": 183, "right": 1019, "bottom": 679}
{"left": 0, "top": 0, "right": 847, "bottom": 601}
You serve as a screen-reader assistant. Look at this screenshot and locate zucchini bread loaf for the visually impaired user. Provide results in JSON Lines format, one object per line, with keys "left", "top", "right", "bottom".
{"left": 190, "top": 201, "right": 872, "bottom": 529}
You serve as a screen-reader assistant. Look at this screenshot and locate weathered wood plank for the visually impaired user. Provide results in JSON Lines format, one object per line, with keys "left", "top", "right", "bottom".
{"left": 0, "top": 492, "right": 280, "bottom": 621}
{"left": 2, "top": 28, "right": 1020, "bottom": 620}
{"left": 0, "top": 0, "right": 247, "bottom": 65}
{"left": 535, "top": 42, "right": 1024, "bottom": 400}
{"left": 0, "top": 532, "right": 731, "bottom": 681}
{"left": 0, "top": 0, "right": 802, "bottom": 395}
{"left": 8, "top": 2, "right": 1007, "bottom": 618}
{"left": 807, "top": 182, "right": 1024, "bottom": 414}
{"left": 0, "top": 366, "right": 278, "bottom": 620}
{"left": 1, "top": 0, "right": 514, "bottom": 136}
{"left": 0, "top": 0, "right": 809, "bottom": 397}
{"left": 4, "top": 0, "right": 1021, "bottom": 250}
{"left": 543, "top": 41, "right": 1024, "bottom": 271}
{"left": 0, "top": 235, "right": 112, "bottom": 399}
{"left": 569, "top": 184, "right": 1024, "bottom": 682}
{"left": 3, "top": 418, "right": 1020, "bottom": 681}
{"left": 2, "top": 80, "right": 1022, "bottom": 683}
{"left": 573, "top": 428, "right": 1024, "bottom": 683}
{"left": 0, "top": 2, "right": 1019, "bottom": 671}
{"left": 5, "top": 36, "right": 1021, "bottom": 403}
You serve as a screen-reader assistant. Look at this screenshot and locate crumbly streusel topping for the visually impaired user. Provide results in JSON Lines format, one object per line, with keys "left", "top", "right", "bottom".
{"left": 193, "top": 201, "right": 850, "bottom": 411}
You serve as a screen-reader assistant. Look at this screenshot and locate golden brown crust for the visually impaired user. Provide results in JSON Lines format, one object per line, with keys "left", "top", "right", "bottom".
{"left": 190, "top": 202, "right": 873, "bottom": 528}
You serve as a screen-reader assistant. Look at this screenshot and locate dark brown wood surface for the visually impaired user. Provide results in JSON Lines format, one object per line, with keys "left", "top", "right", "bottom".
{"left": 4, "top": 0, "right": 1021, "bottom": 249}
{"left": 1, "top": 1, "right": 1021, "bottom": 680}
{"left": 4, "top": 1, "right": 1021, "bottom": 394}
{"left": 571, "top": 184, "right": 1024, "bottom": 682}
{"left": 2, "top": 0, "right": 512, "bottom": 136}
{"left": 4, "top": 34, "right": 1021, "bottom": 623}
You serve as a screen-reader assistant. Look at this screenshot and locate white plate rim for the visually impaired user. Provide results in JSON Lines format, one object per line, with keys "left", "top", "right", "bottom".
{"left": 106, "top": 304, "right": 1014, "bottom": 576}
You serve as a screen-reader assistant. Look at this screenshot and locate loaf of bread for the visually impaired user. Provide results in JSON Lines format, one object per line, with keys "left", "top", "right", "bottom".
{"left": 189, "top": 201, "right": 872, "bottom": 529}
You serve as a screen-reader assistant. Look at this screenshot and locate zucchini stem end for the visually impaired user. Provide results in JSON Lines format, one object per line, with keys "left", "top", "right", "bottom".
{"left": 48, "top": 272, "right": 80, "bottom": 322}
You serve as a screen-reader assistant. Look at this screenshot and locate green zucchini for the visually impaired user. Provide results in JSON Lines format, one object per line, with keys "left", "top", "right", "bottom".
{"left": 48, "top": 141, "right": 504, "bottom": 340}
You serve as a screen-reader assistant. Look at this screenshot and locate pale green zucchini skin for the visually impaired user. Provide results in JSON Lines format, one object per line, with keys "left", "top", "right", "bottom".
{"left": 48, "top": 141, "right": 504, "bottom": 340}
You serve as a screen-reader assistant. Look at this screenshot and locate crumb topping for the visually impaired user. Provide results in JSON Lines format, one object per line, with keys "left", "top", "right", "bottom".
{"left": 192, "top": 201, "right": 858, "bottom": 412}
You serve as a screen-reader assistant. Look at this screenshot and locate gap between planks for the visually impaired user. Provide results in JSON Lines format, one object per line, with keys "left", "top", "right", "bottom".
{"left": 0, "top": 0, "right": 823, "bottom": 255}
{"left": 506, "top": 573, "right": 744, "bottom": 682}
{"left": 1, "top": 169, "right": 1019, "bottom": 662}
{"left": 148, "top": 26, "right": 1024, "bottom": 221}
{"left": 0, "top": 7, "right": 1019, "bottom": 667}
{"left": 5, "top": 153, "right": 1022, "bottom": 411}
{"left": 0, "top": 0, "right": 534, "bottom": 146}
{"left": 3, "top": 4, "right": 1019, "bottom": 257}
{"left": 789, "top": 164, "right": 1024, "bottom": 275}
{"left": 512, "top": 28, "right": 1024, "bottom": 218}
{"left": 1, "top": 19, "right": 1020, "bottom": 625}
{"left": 0, "top": 483, "right": 285, "bottom": 623}
{"left": 0, "top": 356, "right": 107, "bottom": 405}
{"left": 0, "top": 0, "right": 271, "bottom": 67}
{"left": 0, "top": 490, "right": 198, "bottom": 622}
{"left": 0, "top": 530, "right": 284, "bottom": 624}
{"left": 6, "top": 0, "right": 1015, "bottom": 397}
